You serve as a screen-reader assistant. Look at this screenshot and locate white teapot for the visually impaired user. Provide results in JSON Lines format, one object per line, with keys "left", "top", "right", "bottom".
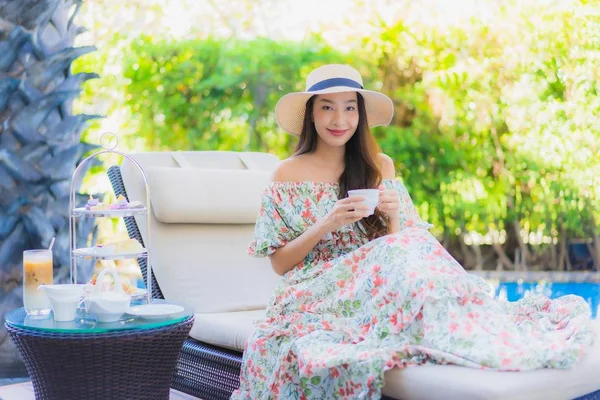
{"left": 84, "top": 268, "right": 130, "bottom": 322}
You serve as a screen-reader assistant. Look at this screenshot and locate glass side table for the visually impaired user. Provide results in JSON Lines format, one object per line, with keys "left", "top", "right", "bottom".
{"left": 5, "top": 300, "right": 194, "bottom": 400}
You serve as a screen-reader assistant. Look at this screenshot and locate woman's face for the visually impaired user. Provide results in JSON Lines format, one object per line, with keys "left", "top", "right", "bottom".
{"left": 311, "top": 91, "right": 359, "bottom": 148}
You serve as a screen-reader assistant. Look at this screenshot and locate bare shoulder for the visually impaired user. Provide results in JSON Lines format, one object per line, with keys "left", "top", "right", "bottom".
{"left": 271, "top": 156, "right": 310, "bottom": 182}
{"left": 378, "top": 153, "right": 396, "bottom": 179}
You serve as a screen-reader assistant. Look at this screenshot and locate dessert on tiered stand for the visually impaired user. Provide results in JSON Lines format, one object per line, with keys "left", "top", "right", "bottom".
{"left": 88, "top": 265, "right": 140, "bottom": 296}
{"left": 84, "top": 267, "right": 132, "bottom": 322}
{"left": 69, "top": 132, "right": 153, "bottom": 305}
{"left": 91, "top": 239, "right": 144, "bottom": 256}
{"left": 77, "top": 194, "right": 144, "bottom": 214}
{"left": 89, "top": 272, "right": 138, "bottom": 296}
{"left": 73, "top": 237, "right": 147, "bottom": 260}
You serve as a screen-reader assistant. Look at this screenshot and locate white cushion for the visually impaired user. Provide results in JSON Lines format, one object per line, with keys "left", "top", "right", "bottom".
{"left": 120, "top": 151, "right": 281, "bottom": 314}
{"left": 193, "top": 311, "right": 600, "bottom": 399}
{"left": 126, "top": 150, "right": 279, "bottom": 170}
{"left": 143, "top": 223, "right": 279, "bottom": 313}
{"left": 146, "top": 167, "right": 271, "bottom": 224}
{"left": 190, "top": 309, "right": 265, "bottom": 351}
{"left": 382, "top": 321, "right": 600, "bottom": 400}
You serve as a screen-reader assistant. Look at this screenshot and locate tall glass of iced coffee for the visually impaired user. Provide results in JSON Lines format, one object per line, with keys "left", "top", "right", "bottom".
{"left": 23, "top": 249, "right": 53, "bottom": 316}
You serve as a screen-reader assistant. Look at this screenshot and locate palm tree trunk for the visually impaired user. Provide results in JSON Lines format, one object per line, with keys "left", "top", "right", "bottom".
{"left": 0, "top": 0, "right": 99, "bottom": 376}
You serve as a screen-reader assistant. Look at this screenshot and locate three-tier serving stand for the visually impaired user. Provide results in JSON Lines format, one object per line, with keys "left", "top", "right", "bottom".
{"left": 68, "top": 134, "right": 153, "bottom": 304}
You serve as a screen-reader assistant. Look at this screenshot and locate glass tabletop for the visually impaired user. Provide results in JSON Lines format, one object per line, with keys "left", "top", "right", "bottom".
{"left": 5, "top": 299, "right": 193, "bottom": 334}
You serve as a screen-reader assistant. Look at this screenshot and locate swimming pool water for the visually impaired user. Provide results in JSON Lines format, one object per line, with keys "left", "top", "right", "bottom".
{"left": 492, "top": 282, "right": 600, "bottom": 318}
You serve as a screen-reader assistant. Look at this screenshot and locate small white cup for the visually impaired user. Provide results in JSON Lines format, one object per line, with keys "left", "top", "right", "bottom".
{"left": 348, "top": 189, "right": 380, "bottom": 216}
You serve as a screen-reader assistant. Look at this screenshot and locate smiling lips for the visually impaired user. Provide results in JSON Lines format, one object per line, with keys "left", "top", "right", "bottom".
{"left": 327, "top": 129, "right": 348, "bottom": 137}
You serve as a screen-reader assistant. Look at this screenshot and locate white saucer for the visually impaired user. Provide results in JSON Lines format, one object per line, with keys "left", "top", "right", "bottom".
{"left": 127, "top": 304, "right": 184, "bottom": 319}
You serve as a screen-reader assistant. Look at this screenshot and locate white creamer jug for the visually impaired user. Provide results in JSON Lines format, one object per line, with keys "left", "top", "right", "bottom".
{"left": 39, "top": 284, "right": 89, "bottom": 322}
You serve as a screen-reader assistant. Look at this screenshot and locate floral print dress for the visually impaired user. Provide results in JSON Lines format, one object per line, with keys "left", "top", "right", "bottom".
{"left": 231, "top": 179, "right": 594, "bottom": 400}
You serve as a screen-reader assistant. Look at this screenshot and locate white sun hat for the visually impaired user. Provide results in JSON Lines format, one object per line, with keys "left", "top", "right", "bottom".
{"left": 275, "top": 64, "right": 394, "bottom": 136}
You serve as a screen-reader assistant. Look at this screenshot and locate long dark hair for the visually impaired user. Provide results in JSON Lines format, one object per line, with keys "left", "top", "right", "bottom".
{"left": 294, "top": 93, "right": 387, "bottom": 240}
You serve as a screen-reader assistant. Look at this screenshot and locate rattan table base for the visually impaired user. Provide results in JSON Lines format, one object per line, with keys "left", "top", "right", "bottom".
{"left": 6, "top": 316, "right": 193, "bottom": 400}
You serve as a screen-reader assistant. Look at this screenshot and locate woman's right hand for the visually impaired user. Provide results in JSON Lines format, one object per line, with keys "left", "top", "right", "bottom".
{"left": 318, "top": 196, "right": 371, "bottom": 233}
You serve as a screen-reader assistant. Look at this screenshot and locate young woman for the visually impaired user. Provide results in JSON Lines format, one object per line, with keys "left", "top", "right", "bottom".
{"left": 231, "top": 64, "right": 593, "bottom": 399}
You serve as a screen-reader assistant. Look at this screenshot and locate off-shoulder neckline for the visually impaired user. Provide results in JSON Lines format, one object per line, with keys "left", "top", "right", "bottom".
{"left": 268, "top": 178, "right": 397, "bottom": 186}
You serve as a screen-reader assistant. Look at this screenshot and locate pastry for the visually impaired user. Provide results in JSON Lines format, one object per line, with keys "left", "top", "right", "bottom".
{"left": 92, "top": 244, "right": 113, "bottom": 256}
{"left": 89, "top": 273, "right": 137, "bottom": 294}
{"left": 90, "top": 203, "right": 109, "bottom": 211}
{"left": 91, "top": 239, "right": 144, "bottom": 256}
{"left": 127, "top": 200, "right": 144, "bottom": 208}
{"left": 113, "top": 239, "right": 144, "bottom": 254}
{"left": 85, "top": 195, "right": 101, "bottom": 210}
{"left": 110, "top": 195, "right": 129, "bottom": 210}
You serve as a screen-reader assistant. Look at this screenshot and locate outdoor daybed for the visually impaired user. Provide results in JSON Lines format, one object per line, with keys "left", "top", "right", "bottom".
{"left": 109, "top": 151, "right": 600, "bottom": 400}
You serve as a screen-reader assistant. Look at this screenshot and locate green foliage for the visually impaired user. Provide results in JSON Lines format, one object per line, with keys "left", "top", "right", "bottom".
{"left": 362, "top": 0, "right": 600, "bottom": 254}
{"left": 123, "top": 36, "right": 347, "bottom": 158}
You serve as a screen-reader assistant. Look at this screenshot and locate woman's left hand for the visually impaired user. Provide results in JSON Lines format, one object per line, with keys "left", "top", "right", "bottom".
{"left": 377, "top": 185, "right": 400, "bottom": 218}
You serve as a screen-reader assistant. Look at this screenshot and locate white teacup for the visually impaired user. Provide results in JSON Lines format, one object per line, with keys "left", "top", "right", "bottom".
{"left": 348, "top": 189, "right": 379, "bottom": 216}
